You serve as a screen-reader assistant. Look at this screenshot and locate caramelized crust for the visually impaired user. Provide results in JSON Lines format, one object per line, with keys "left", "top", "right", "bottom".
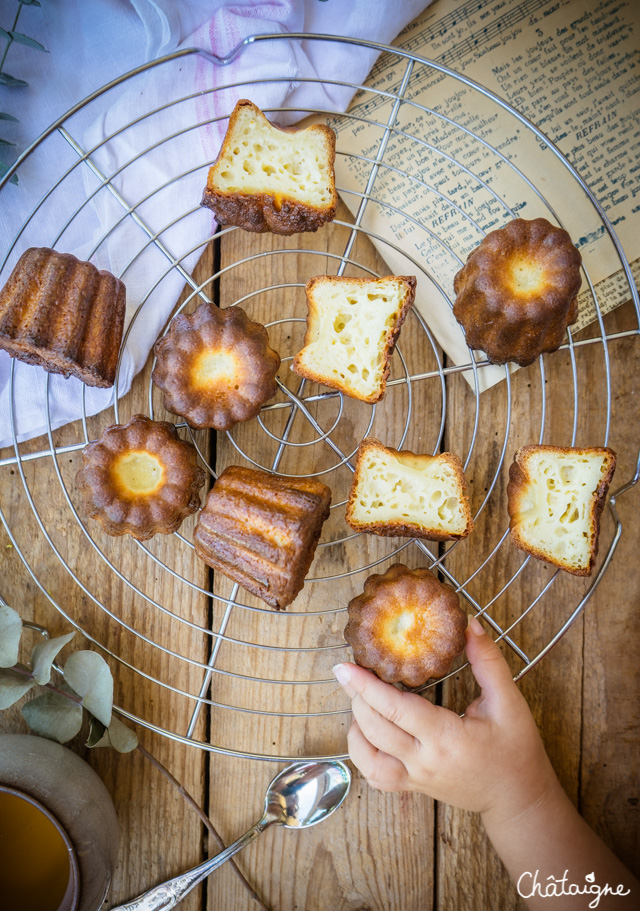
{"left": 344, "top": 563, "right": 467, "bottom": 687}
{"left": 201, "top": 99, "right": 337, "bottom": 235}
{"left": 507, "top": 444, "right": 617, "bottom": 575}
{"left": 0, "top": 247, "right": 126, "bottom": 387}
{"left": 76, "top": 414, "right": 206, "bottom": 540}
{"left": 194, "top": 466, "right": 331, "bottom": 609}
{"left": 292, "top": 275, "right": 416, "bottom": 403}
{"left": 453, "top": 218, "right": 581, "bottom": 366}
{"left": 152, "top": 303, "right": 280, "bottom": 431}
{"left": 345, "top": 439, "right": 473, "bottom": 541}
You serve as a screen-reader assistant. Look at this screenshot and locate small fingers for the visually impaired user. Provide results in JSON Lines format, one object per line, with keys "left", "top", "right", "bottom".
{"left": 350, "top": 691, "right": 417, "bottom": 760}
{"left": 334, "top": 662, "right": 436, "bottom": 740}
{"left": 348, "top": 721, "right": 409, "bottom": 792}
{"left": 464, "top": 616, "right": 519, "bottom": 713}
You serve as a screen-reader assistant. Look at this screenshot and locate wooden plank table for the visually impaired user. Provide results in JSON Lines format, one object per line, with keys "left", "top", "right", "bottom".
{"left": 0, "top": 209, "right": 638, "bottom": 911}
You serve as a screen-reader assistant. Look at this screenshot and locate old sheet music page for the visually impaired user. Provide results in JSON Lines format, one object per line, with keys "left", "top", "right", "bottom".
{"left": 328, "top": 0, "right": 639, "bottom": 389}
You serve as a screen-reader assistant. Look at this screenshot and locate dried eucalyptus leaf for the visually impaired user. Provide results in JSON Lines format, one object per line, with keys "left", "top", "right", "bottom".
{"left": 63, "top": 650, "right": 113, "bottom": 727}
{"left": 86, "top": 715, "right": 107, "bottom": 747}
{"left": 22, "top": 691, "right": 83, "bottom": 743}
{"left": 0, "top": 73, "right": 28, "bottom": 87}
{"left": 31, "top": 631, "right": 75, "bottom": 685}
{"left": 0, "top": 139, "right": 16, "bottom": 147}
{"left": 9, "top": 31, "right": 48, "bottom": 53}
{"left": 18, "top": 0, "right": 42, "bottom": 6}
{"left": 0, "top": 27, "right": 10, "bottom": 41}
{"left": 0, "top": 112, "right": 19, "bottom": 122}
{"left": 0, "top": 668, "right": 35, "bottom": 708}
{"left": 0, "top": 603, "right": 22, "bottom": 667}
{"left": 90, "top": 714, "right": 138, "bottom": 753}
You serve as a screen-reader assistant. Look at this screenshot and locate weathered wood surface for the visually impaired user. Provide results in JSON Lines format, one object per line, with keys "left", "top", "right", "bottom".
{"left": 0, "top": 215, "right": 638, "bottom": 911}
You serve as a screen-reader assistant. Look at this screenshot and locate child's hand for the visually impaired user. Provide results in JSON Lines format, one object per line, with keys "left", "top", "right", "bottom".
{"left": 333, "top": 615, "right": 559, "bottom": 827}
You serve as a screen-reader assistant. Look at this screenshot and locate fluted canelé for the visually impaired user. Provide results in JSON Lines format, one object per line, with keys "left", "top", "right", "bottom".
{"left": 0, "top": 247, "right": 126, "bottom": 387}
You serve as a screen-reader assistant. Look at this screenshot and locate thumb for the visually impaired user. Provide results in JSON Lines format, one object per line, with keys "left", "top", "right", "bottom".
{"left": 465, "top": 615, "right": 518, "bottom": 707}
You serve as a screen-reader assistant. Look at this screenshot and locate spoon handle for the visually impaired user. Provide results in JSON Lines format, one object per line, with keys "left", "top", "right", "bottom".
{"left": 110, "top": 820, "right": 268, "bottom": 911}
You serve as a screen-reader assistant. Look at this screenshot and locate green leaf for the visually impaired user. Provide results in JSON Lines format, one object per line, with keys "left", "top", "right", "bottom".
{"left": 0, "top": 668, "right": 35, "bottom": 708}
{"left": 0, "top": 112, "right": 19, "bottom": 122}
{"left": 63, "top": 650, "right": 113, "bottom": 727}
{"left": 9, "top": 32, "right": 48, "bottom": 53}
{"left": 18, "top": 1, "right": 42, "bottom": 6}
{"left": 89, "top": 714, "right": 138, "bottom": 753}
{"left": 0, "top": 139, "right": 16, "bottom": 147}
{"left": 86, "top": 715, "right": 107, "bottom": 747}
{"left": 31, "top": 632, "right": 75, "bottom": 685}
{"left": 0, "top": 603, "right": 22, "bottom": 667}
{"left": 0, "top": 27, "right": 11, "bottom": 41}
{"left": 23, "top": 691, "right": 83, "bottom": 743}
{"left": 0, "top": 161, "right": 18, "bottom": 185}
{"left": 0, "top": 73, "right": 28, "bottom": 87}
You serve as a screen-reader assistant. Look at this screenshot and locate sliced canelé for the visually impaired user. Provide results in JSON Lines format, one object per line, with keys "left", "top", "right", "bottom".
{"left": 292, "top": 275, "right": 416, "bottom": 404}
{"left": 507, "top": 444, "right": 617, "bottom": 575}
{"left": 345, "top": 439, "right": 473, "bottom": 541}
{"left": 201, "top": 99, "right": 337, "bottom": 235}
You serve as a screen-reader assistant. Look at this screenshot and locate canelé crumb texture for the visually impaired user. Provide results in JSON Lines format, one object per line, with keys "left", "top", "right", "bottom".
{"left": 152, "top": 303, "right": 280, "bottom": 431}
{"left": 507, "top": 445, "right": 616, "bottom": 575}
{"left": 201, "top": 99, "right": 337, "bottom": 235}
{"left": 453, "top": 217, "right": 582, "bottom": 366}
{"left": 0, "top": 247, "right": 126, "bottom": 387}
{"left": 344, "top": 563, "right": 468, "bottom": 687}
{"left": 76, "top": 414, "right": 205, "bottom": 540}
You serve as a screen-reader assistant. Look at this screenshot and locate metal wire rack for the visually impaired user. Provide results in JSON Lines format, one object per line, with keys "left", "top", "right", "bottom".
{"left": 1, "top": 34, "right": 638, "bottom": 762}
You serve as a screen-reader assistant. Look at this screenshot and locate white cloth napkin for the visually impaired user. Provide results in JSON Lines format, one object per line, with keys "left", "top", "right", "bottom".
{"left": 0, "top": 0, "right": 432, "bottom": 450}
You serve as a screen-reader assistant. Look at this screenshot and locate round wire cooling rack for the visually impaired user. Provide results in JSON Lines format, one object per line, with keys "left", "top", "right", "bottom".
{"left": 0, "top": 34, "right": 639, "bottom": 762}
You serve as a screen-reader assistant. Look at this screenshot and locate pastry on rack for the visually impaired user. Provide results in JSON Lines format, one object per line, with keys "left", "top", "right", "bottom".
{"left": 193, "top": 465, "right": 331, "bottom": 609}
{"left": 507, "top": 444, "right": 617, "bottom": 576}
{"left": 152, "top": 303, "right": 280, "bottom": 431}
{"left": 452, "top": 217, "right": 582, "bottom": 366}
{"left": 201, "top": 99, "right": 337, "bottom": 235}
{"left": 0, "top": 247, "right": 126, "bottom": 387}
{"left": 345, "top": 438, "right": 473, "bottom": 541}
{"left": 76, "top": 414, "right": 206, "bottom": 540}
{"left": 292, "top": 275, "right": 416, "bottom": 403}
{"left": 344, "top": 563, "right": 467, "bottom": 687}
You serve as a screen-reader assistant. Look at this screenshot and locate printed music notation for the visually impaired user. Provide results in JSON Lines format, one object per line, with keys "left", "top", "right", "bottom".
{"left": 328, "top": 0, "right": 639, "bottom": 390}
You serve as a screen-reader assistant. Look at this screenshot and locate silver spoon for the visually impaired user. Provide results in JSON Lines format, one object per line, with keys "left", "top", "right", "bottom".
{"left": 111, "top": 759, "right": 351, "bottom": 911}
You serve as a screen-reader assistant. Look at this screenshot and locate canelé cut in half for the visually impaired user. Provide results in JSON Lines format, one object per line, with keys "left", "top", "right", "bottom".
{"left": 292, "top": 275, "right": 416, "bottom": 403}
{"left": 0, "top": 247, "right": 126, "bottom": 387}
{"left": 507, "top": 444, "right": 617, "bottom": 575}
{"left": 152, "top": 303, "right": 280, "bottom": 431}
{"left": 201, "top": 99, "right": 337, "bottom": 235}
{"left": 76, "top": 414, "right": 206, "bottom": 540}
{"left": 194, "top": 465, "right": 331, "bottom": 609}
{"left": 344, "top": 563, "right": 468, "bottom": 687}
{"left": 453, "top": 218, "right": 582, "bottom": 366}
{"left": 346, "top": 439, "right": 473, "bottom": 541}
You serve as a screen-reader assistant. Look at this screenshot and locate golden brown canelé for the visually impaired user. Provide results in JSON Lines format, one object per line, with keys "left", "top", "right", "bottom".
{"left": 194, "top": 465, "right": 332, "bottom": 609}
{"left": 344, "top": 563, "right": 467, "bottom": 687}
{"left": 76, "top": 414, "right": 206, "bottom": 540}
{"left": 152, "top": 303, "right": 280, "bottom": 431}
{"left": 452, "top": 218, "right": 582, "bottom": 367}
{"left": 0, "top": 247, "right": 126, "bottom": 387}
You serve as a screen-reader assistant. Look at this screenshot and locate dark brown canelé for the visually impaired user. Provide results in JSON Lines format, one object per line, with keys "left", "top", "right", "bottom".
{"left": 0, "top": 247, "right": 126, "bottom": 387}
{"left": 152, "top": 303, "right": 280, "bottom": 431}
{"left": 76, "top": 414, "right": 205, "bottom": 540}
{"left": 452, "top": 218, "right": 582, "bottom": 367}
{"left": 344, "top": 563, "right": 468, "bottom": 687}
{"left": 194, "top": 465, "right": 331, "bottom": 609}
